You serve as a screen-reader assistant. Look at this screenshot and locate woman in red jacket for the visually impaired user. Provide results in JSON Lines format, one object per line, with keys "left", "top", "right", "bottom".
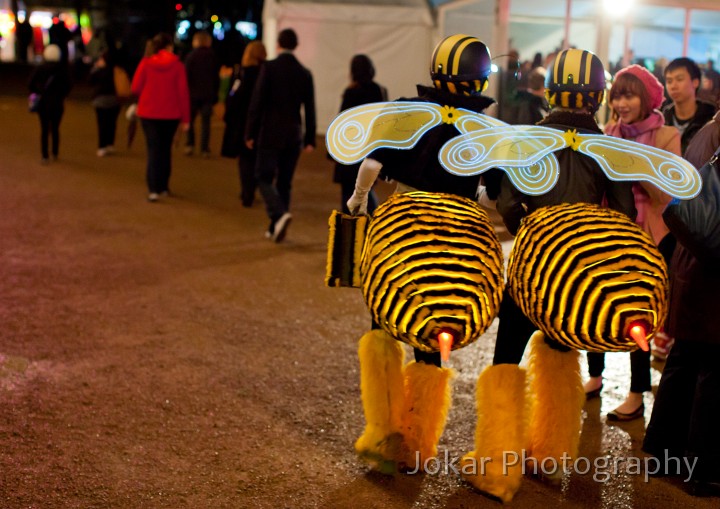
{"left": 131, "top": 33, "right": 190, "bottom": 202}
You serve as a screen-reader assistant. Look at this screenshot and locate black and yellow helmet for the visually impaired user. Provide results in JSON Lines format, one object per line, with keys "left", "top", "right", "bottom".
{"left": 430, "top": 34, "right": 491, "bottom": 96}
{"left": 545, "top": 48, "right": 606, "bottom": 112}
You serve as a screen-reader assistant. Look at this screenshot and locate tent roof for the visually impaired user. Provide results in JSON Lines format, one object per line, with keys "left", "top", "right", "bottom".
{"left": 276, "top": 0, "right": 431, "bottom": 7}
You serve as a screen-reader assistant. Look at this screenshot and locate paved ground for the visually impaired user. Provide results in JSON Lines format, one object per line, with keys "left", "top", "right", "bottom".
{"left": 0, "top": 96, "right": 714, "bottom": 508}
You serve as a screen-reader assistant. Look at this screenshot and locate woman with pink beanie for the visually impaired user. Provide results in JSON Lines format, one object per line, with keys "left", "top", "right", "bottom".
{"left": 584, "top": 64, "right": 681, "bottom": 421}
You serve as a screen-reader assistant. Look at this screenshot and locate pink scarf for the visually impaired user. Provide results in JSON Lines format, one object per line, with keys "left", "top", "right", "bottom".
{"left": 604, "top": 111, "right": 666, "bottom": 230}
{"left": 605, "top": 110, "right": 665, "bottom": 146}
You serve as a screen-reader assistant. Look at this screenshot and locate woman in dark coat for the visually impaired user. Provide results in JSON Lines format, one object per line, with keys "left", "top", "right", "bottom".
{"left": 221, "top": 41, "right": 267, "bottom": 207}
{"left": 29, "top": 44, "right": 71, "bottom": 164}
{"left": 643, "top": 111, "right": 720, "bottom": 497}
{"left": 88, "top": 51, "right": 120, "bottom": 157}
{"left": 334, "top": 54, "right": 388, "bottom": 215}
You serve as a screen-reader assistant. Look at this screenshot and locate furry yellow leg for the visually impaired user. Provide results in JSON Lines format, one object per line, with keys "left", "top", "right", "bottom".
{"left": 355, "top": 329, "right": 406, "bottom": 473}
{"left": 399, "top": 361, "right": 453, "bottom": 469}
{"left": 526, "top": 331, "right": 585, "bottom": 481}
{"left": 462, "top": 364, "right": 527, "bottom": 504}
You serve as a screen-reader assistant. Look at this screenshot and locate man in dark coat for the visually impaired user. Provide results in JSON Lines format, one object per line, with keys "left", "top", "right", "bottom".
{"left": 245, "top": 28, "right": 316, "bottom": 243}
{"left": 662, "top": 57, "right": 716, "bottom": 155}
{"left": 184, "top": 31, "right": 220, "bottom": 157}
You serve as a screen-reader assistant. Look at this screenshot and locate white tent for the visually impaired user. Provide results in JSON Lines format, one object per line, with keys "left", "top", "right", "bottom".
{"left": 262, "top": 0, "right": 436, "bottom": 134}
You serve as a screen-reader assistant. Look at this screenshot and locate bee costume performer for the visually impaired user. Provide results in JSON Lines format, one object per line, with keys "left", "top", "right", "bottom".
{"left": 328, "top": 35, "right": 503, "bottom": 473}
{"left": 326, "top": 45, "right": 701, "bottom": 499}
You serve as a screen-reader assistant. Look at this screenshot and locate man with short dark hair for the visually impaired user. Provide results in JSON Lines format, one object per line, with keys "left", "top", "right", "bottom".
{"left": 246, "top": 28, "right": 316, "bottom": 242}
{"left": 663, "top": 57, "right": 716, "bottom": 154}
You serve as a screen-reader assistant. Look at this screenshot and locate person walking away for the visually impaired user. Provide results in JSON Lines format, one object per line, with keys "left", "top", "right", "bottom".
{"left": 28, "top": 44, "right": 71, "bottom": 164}
{"left": 513, "top": 66, "right": 549, "bottom": 125}
{"left": 245, "top": 28, "right": 316, "bottom": 242}
{"left": 48, "top": 17, "right": 71, "bottom": 63}
{"left": 131, "top": 33, "right": 190, "bottom": 202}
{"left": 334, "top": 54, "right": 387, "bottom": 215}
{"left": 184, "top": 31, "right": 220, "bottom": 158}
{"left": 583, "top": 64, "right": 681, "bottom": 421}
{"left": 662, "top": 57, "right": 716, "bottom": 154}
{"left": 221, "top": 41, "right": 267, "bottom": 207}
{"left": 89, "top": 51, "right": 121, "bottom": 157}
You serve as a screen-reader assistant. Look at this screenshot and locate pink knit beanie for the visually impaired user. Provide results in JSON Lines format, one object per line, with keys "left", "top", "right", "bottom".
{"left": 615, "top": 64, "right": 665, "bottom": 110}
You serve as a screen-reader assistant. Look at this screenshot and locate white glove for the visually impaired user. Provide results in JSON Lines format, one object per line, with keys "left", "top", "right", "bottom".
{"left": 347, "top": 158, "right": 382, "bottom": 215}
{"left": 477, "top": 184, "right": 497, "bottom": 210}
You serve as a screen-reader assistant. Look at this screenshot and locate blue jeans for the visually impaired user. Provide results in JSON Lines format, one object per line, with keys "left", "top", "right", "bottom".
{"left": 255, "top": 144, "right": 301, "bottom": 221}
{"left": 141, "top": 118, "right": 179, "bottom": 194}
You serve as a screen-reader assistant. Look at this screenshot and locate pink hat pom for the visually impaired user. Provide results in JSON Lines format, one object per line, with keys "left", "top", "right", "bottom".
{"left": 615, "top": 64, "right": 665, "bottom": 110}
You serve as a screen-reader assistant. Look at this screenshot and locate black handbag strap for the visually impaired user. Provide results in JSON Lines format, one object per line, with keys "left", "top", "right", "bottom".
{"left": 42, "top": 74, "right": 55, "bottom": 91}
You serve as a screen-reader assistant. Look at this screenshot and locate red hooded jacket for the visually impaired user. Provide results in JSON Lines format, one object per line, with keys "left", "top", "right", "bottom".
{"left": 132, "top": 50, "right": 190, "bottom": 123}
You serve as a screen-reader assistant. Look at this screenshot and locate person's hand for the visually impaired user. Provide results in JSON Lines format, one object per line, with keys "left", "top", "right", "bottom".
{"left": 347, "top": 191, "right": 368, "bottom": 216}
{"left": 180, "top": 122, "right": 190, "bottom": 132}
{"left": 246, "top": 139, "right": 254, "bottom": 150}
{"left": 303, "top": 145, "right": 315, "bottom": 153}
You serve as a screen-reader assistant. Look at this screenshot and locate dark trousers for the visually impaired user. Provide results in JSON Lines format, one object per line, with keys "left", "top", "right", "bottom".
{"left": 141, "top": 118, "right": 179, "bottom": 194}
{"left": 95, "top": 106, "right": 120, "bottom": 149}
{"left": 643, "top": 340, "right": 720, "bottom": 482}
{"left": 238, "top": 150, "right": 257, "bottom": 206}
{"left": 38, "top": 106, "right": 63, "bottom": 159}
{"left": 492, "top": 290, "right": 539, "bottom": 365}
{"left": 255, "top": 144, "right": 301, "bottom": 221}
{"left": 587, "top": 349, "right": 651, "bottom": 392}
{"left": 186, "top": 99, "right": 213, "bottom": 153}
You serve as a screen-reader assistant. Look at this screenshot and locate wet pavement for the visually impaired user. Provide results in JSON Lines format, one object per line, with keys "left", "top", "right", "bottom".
{"left": 0, "top": 96, "right": 715, "bottom": 508}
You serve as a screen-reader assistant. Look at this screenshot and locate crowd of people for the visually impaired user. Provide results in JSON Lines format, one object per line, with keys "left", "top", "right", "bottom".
{"left": 24, "top": 28, "right": 720, "bottom": 500}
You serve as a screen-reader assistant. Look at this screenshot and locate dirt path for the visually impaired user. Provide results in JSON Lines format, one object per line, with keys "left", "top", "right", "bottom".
{"left": 0, "top": 97, "right": 713, "bottom": 508}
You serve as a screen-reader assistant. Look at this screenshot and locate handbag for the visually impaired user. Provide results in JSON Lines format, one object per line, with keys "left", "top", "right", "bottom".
{"left": 325, "top": 211, "right": 369, "bottom": 288}
{"left": 663, "top": 144, "right": 720, "bottom": 260}
{"left": 28, "top": 74, "right": 54, "bottom": 113}
{"left": 28, "top": 93, "right": 42, "bottom": 112}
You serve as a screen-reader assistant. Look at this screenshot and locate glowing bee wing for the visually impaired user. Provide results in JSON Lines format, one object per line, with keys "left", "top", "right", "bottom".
{"left": 454, "top": 111, "right": 509, "bottom": 134}
{"left": 440, "top": 126, "right": 567, "bottom": 195}
{"left": 325, "top": 101, "right": 504, "bottom": 165}
{"left": 576, "top": 135, "right": 702, "bottom": 199}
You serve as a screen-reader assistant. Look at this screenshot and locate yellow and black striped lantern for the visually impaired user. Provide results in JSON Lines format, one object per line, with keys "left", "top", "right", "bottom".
{"left": 360, "top": 192, "right": 504, "bottom": 354}
{"left": 507, "top": 203, "right": 668, "bottom": 352}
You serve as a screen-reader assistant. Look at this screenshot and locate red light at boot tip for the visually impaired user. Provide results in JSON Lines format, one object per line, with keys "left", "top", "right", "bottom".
{"left": 437, "top": 331, "right": 454, "bottom": 362}
{"left": 628, "top": 321, "right": 649, "bottom": 352}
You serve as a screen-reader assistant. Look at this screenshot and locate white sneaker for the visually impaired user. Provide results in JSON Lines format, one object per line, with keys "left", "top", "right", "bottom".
{"left": 148, "top": 193, "right": 159, "bottom": 202}
{"left": 97, "top": 148, "right": 107, "bottom": 157}
{"left": 272, "top": 213, "right": 292, "bottom": 243}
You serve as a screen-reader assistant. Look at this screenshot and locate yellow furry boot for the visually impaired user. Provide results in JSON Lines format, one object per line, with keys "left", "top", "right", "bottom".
{"left": 526, "top": 331, "right": 585, "bottom": 482}
{"left": 399, "top": 361, "right": 453, "bottom": 471}
{"left": 355, "top": 329, "right": 406, "bottom": 473}
{"left": 462, "top": 364, "right": 527, "bottom": 504}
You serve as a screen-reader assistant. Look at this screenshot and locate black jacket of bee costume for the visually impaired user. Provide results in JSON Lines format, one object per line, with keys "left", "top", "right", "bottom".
{"left": 369, "top": 85, "right": 495, "bottom": 199}
{"left": 497, "top": 110, "right": 637, "bottom": 235}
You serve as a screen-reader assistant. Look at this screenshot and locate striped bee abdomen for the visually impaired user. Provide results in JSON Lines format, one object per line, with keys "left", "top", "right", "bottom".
{"left": 361, "top": 192, "right": 504, "bottom": 353}
{"left": 508, "top": 203, "right": 668, "bottom": 352}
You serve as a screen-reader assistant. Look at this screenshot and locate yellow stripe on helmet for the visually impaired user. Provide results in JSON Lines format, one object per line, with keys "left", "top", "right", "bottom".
{"left": 432, "top": 34, "right": 470, "bottom": 76}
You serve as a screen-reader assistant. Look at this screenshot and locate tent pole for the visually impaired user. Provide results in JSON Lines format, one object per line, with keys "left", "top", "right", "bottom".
{"left": 563, "top": 0, "right": 571, "bottom": 49}
{"left": 683, "top": 8, "right": 690, "bottom": 57}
